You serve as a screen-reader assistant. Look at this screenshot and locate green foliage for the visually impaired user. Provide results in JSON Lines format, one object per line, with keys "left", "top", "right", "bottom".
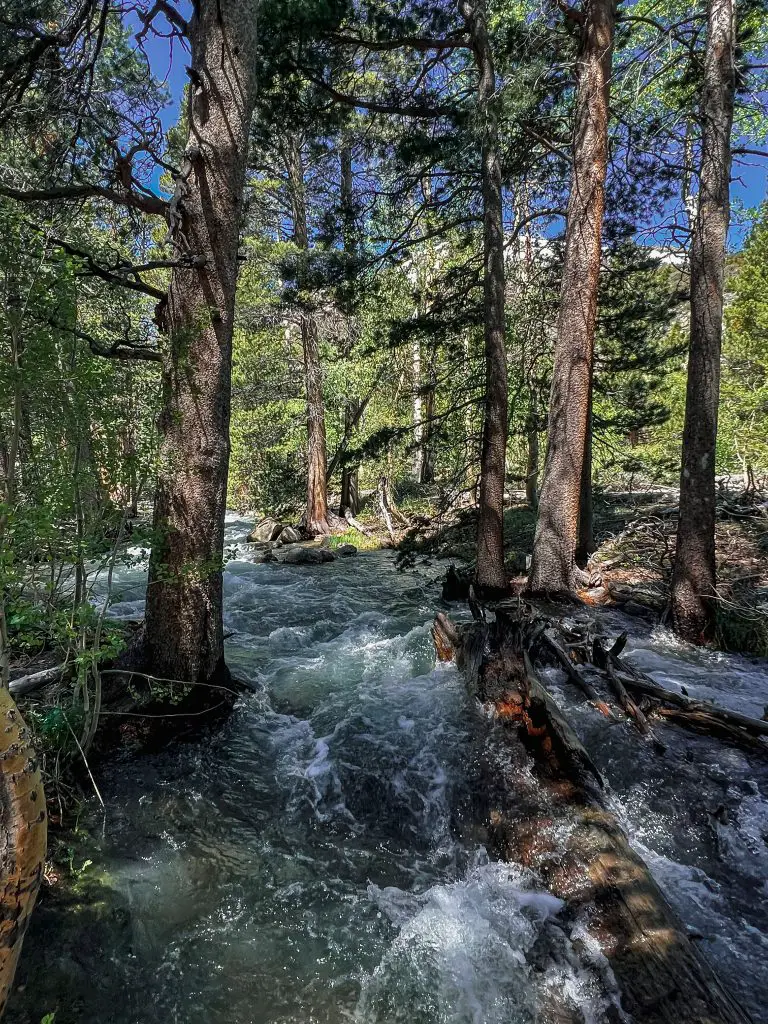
{"left": 327, "top": 529, "right": 381, "bottom": 550}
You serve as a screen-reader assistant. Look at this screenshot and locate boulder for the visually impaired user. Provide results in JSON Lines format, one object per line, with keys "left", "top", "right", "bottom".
{"left": 282, "top": 546, "right": 336, "bottom": 565}
{"left": 277, "top": 525, "right": 302, "bottom": 545}
{"left": 336, "top": 544, "right": 357, "bottom": 557}
{"left": 248, "top": 517, "right": 283, "bottom": 543}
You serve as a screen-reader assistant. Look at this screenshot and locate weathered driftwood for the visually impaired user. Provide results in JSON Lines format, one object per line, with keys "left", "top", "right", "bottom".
{"left": 433, "top": 611, "right": 752, "bottom": 1024}
{"left": 0, "top": 686, "right": 47, "bottom": 1018}
{"left": 377, "top": 475, "right": 397, "bottom": 542}
{"left": 8, "top": 664, "right": 65, "bottom": 697}
{"left": 343, "top": 507, "right": 374, "bottom": 537}
{"left": 614, "top": 667, "right": 768, "bottom": 743}
{"left": 540, "top": 630, "right": 615, "bottom": 719}
{"left": 539, "top": 620, "right": 768, "bottom": 748}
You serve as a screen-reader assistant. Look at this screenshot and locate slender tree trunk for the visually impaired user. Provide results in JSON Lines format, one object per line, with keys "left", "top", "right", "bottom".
{"left": 143, "top": 0, "right": 260, "bottom": 683}
{"left": 671, "top": 0, "right": 735, "bottom": 642}
{"left": 420, "top": 344, "right": 436, "bottom": 484}
{"left": 460, "top": 0, "right": 509, "bottom": 593}
{"left": 575, "top": 385, "right": 596, "bottom": 566}
{"left": 525, "top": 411, "right": 539, "bottom": 510}
{"left": 412, "top": 337, "right": 424, "bottom": 480}
{"left": 302, "top": 316, "right": 329, "bottom": 534}
{"left": 338, "top": 145, "right": 359, "bottom": 514}
{"left": 527, "top": 0, "right": 615, "bottom": 595}
{"left": 285, "top": 136, "right": 329, "bottom": 535}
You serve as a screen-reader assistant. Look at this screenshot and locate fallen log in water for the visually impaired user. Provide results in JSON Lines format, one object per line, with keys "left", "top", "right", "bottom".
{"left": 538, "top": 618, "right": 768, "bottom": 748}
{"left": 0, "top": 686, "right": 47, "bottom": 1018}
{"left": 433, "top": 610, "right": 753, "bottom": 1024}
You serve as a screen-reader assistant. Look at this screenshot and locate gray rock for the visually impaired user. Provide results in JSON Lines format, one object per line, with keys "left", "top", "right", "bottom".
{"left": 622, "top": 599, "right": 656, "bottom": 619}
{"left": 248, "top": 517, "right": 283, "bottom": 543}
{"left": 282, "top": 546, "right": 336, "bottom": 565}
{"left": 278, "top": 525, "right": 302, "bottom": 545}
{"left": 336, "top": 544, "right": 357, "bottom": 557}
{"left": 281, "top": 547, "right": 311, "bottom": 564}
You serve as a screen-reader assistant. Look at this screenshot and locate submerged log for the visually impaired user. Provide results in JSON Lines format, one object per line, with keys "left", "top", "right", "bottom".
{"left": 436, "top": 610, "right": 752, "bottom": 1024}
{"left": 0, "top": 686, "right": 47, "bottom": 1018}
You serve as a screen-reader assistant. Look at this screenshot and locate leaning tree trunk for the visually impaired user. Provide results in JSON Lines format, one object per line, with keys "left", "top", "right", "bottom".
{"left": 528, "top": 0, "right": 614, "bottom": 595}
{"left": 460, "top": 0, "right": 509, "bottom": 593}
{"left": 143, "top": 0, "right": 260, "bottom": 683}
{"left": 671, "top": 0, "right": 735, "bottom": 643}
{"left": 0, "top": 685, "right": 47, "bottom": 1018}
{"left": 286, "top": 136, "right": 330, "bottom": 536}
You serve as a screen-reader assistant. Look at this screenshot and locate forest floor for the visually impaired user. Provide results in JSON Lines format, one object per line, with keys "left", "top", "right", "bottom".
{"left": 393, "top": 487, "right": 768, "bottom": 657}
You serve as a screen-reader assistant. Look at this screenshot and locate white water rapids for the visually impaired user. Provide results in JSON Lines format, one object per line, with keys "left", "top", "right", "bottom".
{"left": 9, "top": 514, "right": 768, "bottom": 1024}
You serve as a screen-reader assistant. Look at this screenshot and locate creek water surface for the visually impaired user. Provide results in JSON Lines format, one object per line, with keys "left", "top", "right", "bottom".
{"left": 9, "top": 516, "right": 768, "bottom": 1024}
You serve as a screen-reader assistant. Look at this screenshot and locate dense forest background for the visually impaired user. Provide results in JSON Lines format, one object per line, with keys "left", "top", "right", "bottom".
{"left": 1, "top": 1, "right": 765, "bottom": 596}
{"left": 1, "top": 0, "right": 768, "bottom": 1019}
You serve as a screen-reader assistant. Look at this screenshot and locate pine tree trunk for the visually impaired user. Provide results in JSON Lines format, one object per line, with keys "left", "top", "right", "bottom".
{"left": 671, "top": 0, "right": 735, "bottom": 642}
{"left": 143, "top": 0, "right": 260, "bottom": 683}
{"left": 461, "top": 0, "right": 509, "bottom": 593}
{"left": 302, "top": 315, "right": 330, "bottom": 534}
{"left": 286, "top": 136, "right": 329, "bottom": 536}
{"left": 420, "top": 345, "right": 437, "bottom": 485}
{"left": 575, "top": 385, "right": 596, "bottom": 566}
{"left": 412, "top": 337, "right": 424, "bottom": 481}
{"left": 527, "top": 0, "right": 614, "bottom": 595}
{"left": 525, "top": 413, "right": 539, "bottom": 510}
{"left": 338, "top": 145, "right": 359, "bottom": 515}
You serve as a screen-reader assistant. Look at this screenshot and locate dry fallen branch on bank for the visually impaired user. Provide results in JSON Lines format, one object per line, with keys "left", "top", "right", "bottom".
{"left": 8, "top": 664, "right": 67, "bottom": 696}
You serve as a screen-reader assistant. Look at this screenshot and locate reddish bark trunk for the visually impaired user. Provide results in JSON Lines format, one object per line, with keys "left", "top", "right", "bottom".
{"left": 286, "top": 136, "right": 330, "bottom": 536}
{"left": 575, "top": 384, "right": 596, "bottom": 567}
{"left": 527, "top": 0, "right": 614, "bottom": 595}
{"left": 671, "top": 0, "right": 735, "bottom": 642}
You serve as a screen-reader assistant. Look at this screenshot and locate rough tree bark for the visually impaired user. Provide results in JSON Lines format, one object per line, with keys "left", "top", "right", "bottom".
{"left": 143, "top": 0, "right": 261, "bottom": 683}
{"left": 0, "top": 686, "right": 47, "bottom": 1018}
{"left": 460, "top": 0, "right": 509, "bottom": 593}
{"left": 528, "top": 0, "right": 614, "bottom": 594}
{"left": 671, "top": 0, "right": 735, "bottom": 642}
{"left": 285, "top": 135, "right": 330, "bottom": 536}
{"left": 339, "top": 145, "right": 360, "bottom": 516}
{"left": 575, "top": 384, "right": 596, "bottom": 566}
{"left": 525, "top": 410, "right": 539, "bottom": 510}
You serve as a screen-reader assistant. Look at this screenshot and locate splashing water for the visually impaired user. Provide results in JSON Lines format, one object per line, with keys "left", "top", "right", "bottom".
{"left": 10, "top": 515, "right": 768, "bottom": 1024}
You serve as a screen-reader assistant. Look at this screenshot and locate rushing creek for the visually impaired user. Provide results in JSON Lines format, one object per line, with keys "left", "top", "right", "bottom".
{"left": 8, "top": 515, "right": 768, "bottom": 1024}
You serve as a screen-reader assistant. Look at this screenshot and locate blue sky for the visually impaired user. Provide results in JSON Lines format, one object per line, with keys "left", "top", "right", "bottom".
{"left": 135, "top": 12, "right": 766, "bottom": 249}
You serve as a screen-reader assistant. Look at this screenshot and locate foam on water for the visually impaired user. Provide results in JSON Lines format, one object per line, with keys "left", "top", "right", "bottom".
{"left": 16, "top": 529, "right": 768, "bottom": 1024}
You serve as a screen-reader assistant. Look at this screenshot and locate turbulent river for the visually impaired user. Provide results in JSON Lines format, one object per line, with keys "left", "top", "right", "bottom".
{"left": 9, "top": 515, "right": 768, "bottom": 1024}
